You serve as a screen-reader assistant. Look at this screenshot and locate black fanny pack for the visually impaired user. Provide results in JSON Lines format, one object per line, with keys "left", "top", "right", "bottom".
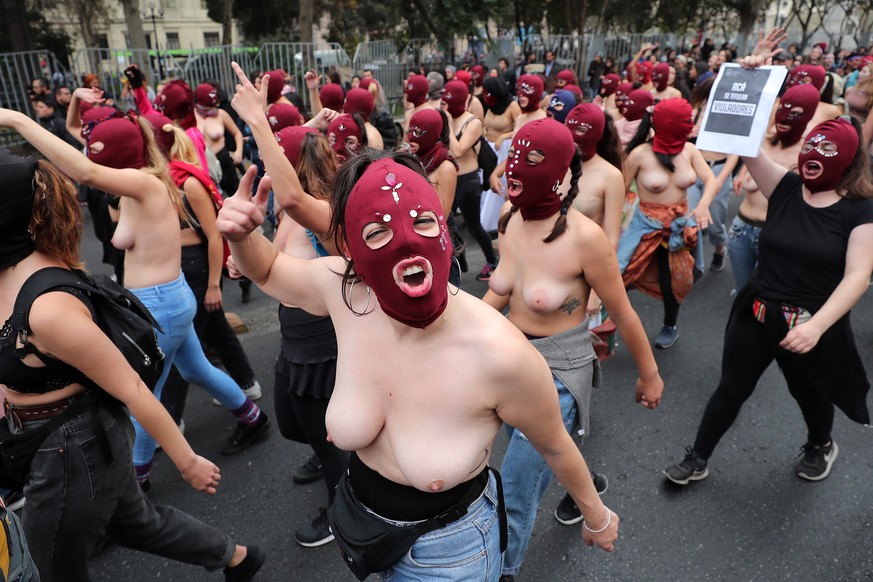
{"left": 0, "top": 392, "right": 97, "bottom": 490}
{"left": 327, "top": 467, "right": 506, "bottom": 581}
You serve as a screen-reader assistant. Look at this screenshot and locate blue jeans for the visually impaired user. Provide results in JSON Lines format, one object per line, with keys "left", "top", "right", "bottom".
{"left": 688, "top": 161, "right": 731, "bottom": 271}
{"left": 15, "top": 398, "right": 233, "bottom": 581}
{"left": 500, "top": 377, "right": 577, "bottom": 576}
{"left": 380, "top": 472, "right": 503, "bottom": 581}
{"left": 726, "top": 215, "right": 761, "bottom": 292}
{"left": 129, "top": 273, "right": 246, "bottom": 466}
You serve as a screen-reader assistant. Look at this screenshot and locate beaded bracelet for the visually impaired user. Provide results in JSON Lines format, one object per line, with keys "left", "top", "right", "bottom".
{"left": 583, "top": 507, "right": 612, "bottom": 534}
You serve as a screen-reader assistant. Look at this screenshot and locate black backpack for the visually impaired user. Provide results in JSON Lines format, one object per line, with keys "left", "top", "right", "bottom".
{"left": 459, "top": 116, "right": 498, "bottom": 192}
{"left": 12, "top": 268, "right": 165, "bottom": 391}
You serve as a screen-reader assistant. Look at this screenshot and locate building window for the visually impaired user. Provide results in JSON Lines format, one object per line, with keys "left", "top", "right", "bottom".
{"left": 166, "top": 32, "right": 180, "bottom": 50}
{"left": 204, "top": 32, "right": 220, "bottom": 47}
{"left": 97, "top": 34, "right": 109, "bottom": 49}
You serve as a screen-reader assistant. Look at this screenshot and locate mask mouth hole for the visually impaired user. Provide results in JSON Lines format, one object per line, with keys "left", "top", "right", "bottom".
{"left": 394, "top": 257, "right": 434, "bottom": 297}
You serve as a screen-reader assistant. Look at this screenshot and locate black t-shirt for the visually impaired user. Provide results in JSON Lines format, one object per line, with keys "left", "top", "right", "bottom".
{"left": 753, "top": 171, "right": 873, "bottom": 308}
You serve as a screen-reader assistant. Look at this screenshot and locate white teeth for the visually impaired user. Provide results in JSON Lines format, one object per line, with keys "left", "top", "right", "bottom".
{"left": 402, "top": 266, "right": 424, "bottom": 277}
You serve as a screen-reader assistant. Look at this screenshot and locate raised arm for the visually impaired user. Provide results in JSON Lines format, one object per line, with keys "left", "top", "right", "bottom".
{"left": 217, "top": 165, "right": 332, "bottom": 315}
{"left": 29, "top": 292, "right": 220, "bottom": 494}
{"left": 305, "top": 71, "right": 324, "bottom": 115}
{"left": 0, "top": 108, "right": 158, "bottom": 201}
{"left": 231, "top": 62, "right": 331, "bottom": 236}
{"left": 65, "top": 87, "right": 105, "bottom": 146}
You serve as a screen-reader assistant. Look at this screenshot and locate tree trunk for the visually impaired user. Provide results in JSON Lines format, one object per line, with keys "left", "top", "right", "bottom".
{"left": 2, "top": 0, "right": 34, "bottom": 52}
{"left": 120, "top": 0, "right": 148, "bottom": 49}
{"left": 221, "top": 0, "right": 234, "bottom": 44}
{"left": 409, "top": 0, "right": 441, "bottom": 40}
{"left": 299, "top": 0, "right": 313, "bottom": 43}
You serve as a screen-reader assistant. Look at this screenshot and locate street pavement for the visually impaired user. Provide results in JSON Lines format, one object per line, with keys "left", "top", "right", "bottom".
{"left": 83, "top": 207, "right": 873, "bottom": 582}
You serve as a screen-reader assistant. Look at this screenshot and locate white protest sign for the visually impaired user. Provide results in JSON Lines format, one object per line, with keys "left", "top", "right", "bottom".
{"left": 695, "top": 63, "right": 788, "bottom": 157}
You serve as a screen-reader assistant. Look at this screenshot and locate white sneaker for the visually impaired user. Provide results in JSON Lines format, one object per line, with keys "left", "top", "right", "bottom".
{"left": 213, "top": 381, "right": 262, "bottom": 405}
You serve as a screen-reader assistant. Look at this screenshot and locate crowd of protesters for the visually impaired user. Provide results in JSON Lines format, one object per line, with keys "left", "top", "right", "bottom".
{"left": 0, "top": 25, "right": 871, "bottom": 580}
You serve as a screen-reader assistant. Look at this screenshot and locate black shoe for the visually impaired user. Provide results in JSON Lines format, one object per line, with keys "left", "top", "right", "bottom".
{"left": 294, "top": 508, "right": 335, "bottom": 548}
{"left": 795, "top": 440, "right": 838, "bottom": 481}
{"left": 221, "top": 414, "right": 270, "bottom": 456}
{"left": 224, "top": 546, "right": 266, "bottom": 582}
{"left": 554, "top": 472, "right": 608, "bottom": 526}
{"left": 240, "top": 279, "right": 253, "bottom": 304}
{"left": 499, "top": 576, "right": 515, "bottom": 582}
{"left": 663, "top": 447, "right": 709, "bottom": 485}
{"left": 711, "top": 251, "right": 726, "bottom": 272}
{"left": 293, "top": 454, "right": 324, "bottom": 484}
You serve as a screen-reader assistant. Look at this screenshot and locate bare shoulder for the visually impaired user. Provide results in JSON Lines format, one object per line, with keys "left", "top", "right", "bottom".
{"left": 451, "top": 292, "right": 537, "bottom": 368}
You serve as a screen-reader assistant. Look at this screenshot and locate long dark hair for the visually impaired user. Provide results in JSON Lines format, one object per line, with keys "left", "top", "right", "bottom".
{"left": 296, "top": 133, "right": 336, "bottom": 201}
{"left": 329, "top": 149, "right": 432, "bottom": 311}
{"left": 624, "top": 111, "right": 675, "bottom": 172}
{"left": 497, "top": 148, "right": 583, "bottom": 243}
{"left": 837, "top": 116, "right": 873, "bottom": 199}
{"left": 483, "top": 77, "right": 512, "bottom": 115}
{"left": 598, "top": 115, "right": 624, "bottom": 171}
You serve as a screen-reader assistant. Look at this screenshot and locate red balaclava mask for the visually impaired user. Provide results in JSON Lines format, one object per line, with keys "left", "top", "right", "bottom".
{"left": 344, "top": 159, "right": 452, "bottom": 328}
{"left": 80, "top": 106, "right": 118, "bottom": 139}
{"left": 328, "top": 114, "right": 362, "bottom": 162}
{"left": 652, "top": 98, "right": 693, "bottom": 155}
{"left": 471, "top": 65, "right": 485, "bottom": 88}
{"left": 556, "top": 69, "right": 576, "bottom": 88}
{"left": 194, "top": 83, "right": 219, "bottom": 117}
{"left": 652, "top": 63, "right": 670, "bottom": 92}
{"left": 787, "top": 64, "right": 826, "bottom": 90}
{"left": 143, "top": 112, "right": 176, "bottom": 159}
{"left": 87, "top": 113, "right": 147, "bottom": 169}
{"left": 275, "top": 126, "right": 318, "bottom": 169}
{"left": 265, "top": 69, "right": 287, "bottom": 104}
{"left": 158, "top": 80, "right": 196, "bottom": 129}
{"left": 320, "top": 84, "right": 345, "bottom": 111}
{"left": 564, "top": 84, "right": 584, "bottom": 101}
{"left": 774, "top": 85, "right": 819, "bottom": 147}
{"left": 360, "top": 78, "right": 374, "bottom": 92}
{"left": 565, "top": 103, "right": 605, "bottom": 161}
{"left": 453, "top": 70, "right": 472, "bottom": 88}
{"left": 636, "top": 61, "right": 654, "bottom": 84}
{"left": 505, "top": 118, "right": 574, "bottom": 221}
{"left": 404, "top": 75, "right": 429, "bottom": 107}
{"left": 600, "top": 74, "right": 621, "bottom": 97}
{"left": 344, "top": 88, "right": 375, "bottom": 118}
{"left": 408, "top": 108, "right": 448, "bottom": 174}
{"left": 622, "top": 89, "right": 655, "bottom": 122}
{"left": 517, "top": 74, "right": 544, "bottom": 113}
{"left": 615, "top": 81, "right": 634, "bottom": 111}
{"left": 442, "top": 80, "right": 469, "bottom": 119}
{"left": 798, "top": 118, "right": 859, "bottom": 193}
{"left": 267, "top": 103, "right": 302, "bottom": 131}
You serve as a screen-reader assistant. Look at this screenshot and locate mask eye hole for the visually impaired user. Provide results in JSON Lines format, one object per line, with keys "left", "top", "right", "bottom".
{"left": 413, "top": 210, "right": 440, "bottom": 238}
{"left": 526, "top": 150, "right": 545, "bottom": 165}
{"left": 361, "top": 222, "right": 393, "bottom": 249}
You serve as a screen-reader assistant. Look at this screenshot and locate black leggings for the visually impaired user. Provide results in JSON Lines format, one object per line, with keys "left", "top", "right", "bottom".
{"left": 656, "top": 245, "right": 680, "bottom": 327}
{"left": 216, "top": 148, "right": 240, "bottom": 197}
{"left": 692, "top": 304, "right": 834, "bottom": 460}
{"left": 454, "top": 171, "right": 498, "bottom": 265}
{"left": 274, "top": 370, "right": 349, "bottom": 503}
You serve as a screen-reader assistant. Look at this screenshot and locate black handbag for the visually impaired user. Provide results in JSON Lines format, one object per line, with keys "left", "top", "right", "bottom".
{"left": 327, "top": 468, "right": 506, "bottom": 581}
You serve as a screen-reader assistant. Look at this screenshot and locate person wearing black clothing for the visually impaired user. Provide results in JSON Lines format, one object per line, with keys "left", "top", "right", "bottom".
{"left": 588, "top": 53, "right": 606, "bottom": 96}
{"left": 665, "top": 113, "right": 873, "bottom": 486}
{"left": 32, "top": 96, "right": 79, "bottom": 148}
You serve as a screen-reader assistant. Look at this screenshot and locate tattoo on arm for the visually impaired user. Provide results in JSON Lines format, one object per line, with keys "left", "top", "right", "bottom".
{"left": 560, "top": 298, "right": 582, "bottom": 315}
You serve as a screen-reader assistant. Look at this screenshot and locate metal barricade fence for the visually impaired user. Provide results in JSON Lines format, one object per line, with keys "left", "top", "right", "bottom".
{"left": 0, "top": 50, "right": 69, "bottom": 116}
{"left": 252, "top": 42, "right": 352, "bottom": 113}
{"left": 353, "top": 40, "right": 404, "bottom": 109}
{"left": 182, "top": 45, "right": 258, "bottom": 95}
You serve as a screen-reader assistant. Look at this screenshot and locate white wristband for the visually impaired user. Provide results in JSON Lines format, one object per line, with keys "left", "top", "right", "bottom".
{"left": 583, "top": 506, "right": 612, "bottom": 534}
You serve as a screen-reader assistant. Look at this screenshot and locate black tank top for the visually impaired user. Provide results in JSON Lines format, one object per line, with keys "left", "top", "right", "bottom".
{"left": 0, "top": 286, "right": 93, "bottom": 394}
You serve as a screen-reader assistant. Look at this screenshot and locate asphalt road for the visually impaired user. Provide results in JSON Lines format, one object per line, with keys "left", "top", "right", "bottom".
{"left": 81, "top": 206, "right": 873, "bottom": 582}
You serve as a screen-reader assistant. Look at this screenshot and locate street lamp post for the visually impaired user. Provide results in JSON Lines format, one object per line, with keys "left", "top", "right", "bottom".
{"left": 143, "top": 2, "right": 165, "bottom": 80}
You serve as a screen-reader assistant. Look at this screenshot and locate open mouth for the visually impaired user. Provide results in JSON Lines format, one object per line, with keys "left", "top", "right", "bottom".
{"left": 393, "top": 257, "right": 434, "bottom": 297}
{"left": 408, "top": 142, "right": 419, "bottom": 154}
{"left": 775, "top": 123, "right": 790, "bottom": 133}
{"left": 507, "top": 178, "right": 524, "bottom": 197}
{"left": 802, "top": 160, "right": 823, "bottom": 181}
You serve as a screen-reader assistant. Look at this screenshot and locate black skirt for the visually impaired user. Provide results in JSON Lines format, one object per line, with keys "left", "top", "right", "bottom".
{"left": 275, "top": 304, "right": 338, "bottom": 399}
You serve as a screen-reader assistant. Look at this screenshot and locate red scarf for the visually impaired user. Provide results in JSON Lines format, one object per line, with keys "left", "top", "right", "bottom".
{"left": 170, "top": 160, "right": 230, "bottom": 268}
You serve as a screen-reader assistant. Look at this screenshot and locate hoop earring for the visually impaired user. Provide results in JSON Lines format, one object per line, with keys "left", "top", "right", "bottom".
{"left": 449, "top": 256, "right": 462, "bottom": 296}
{"left": 349, "top": 276, "right": 372, "bottom": 317}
